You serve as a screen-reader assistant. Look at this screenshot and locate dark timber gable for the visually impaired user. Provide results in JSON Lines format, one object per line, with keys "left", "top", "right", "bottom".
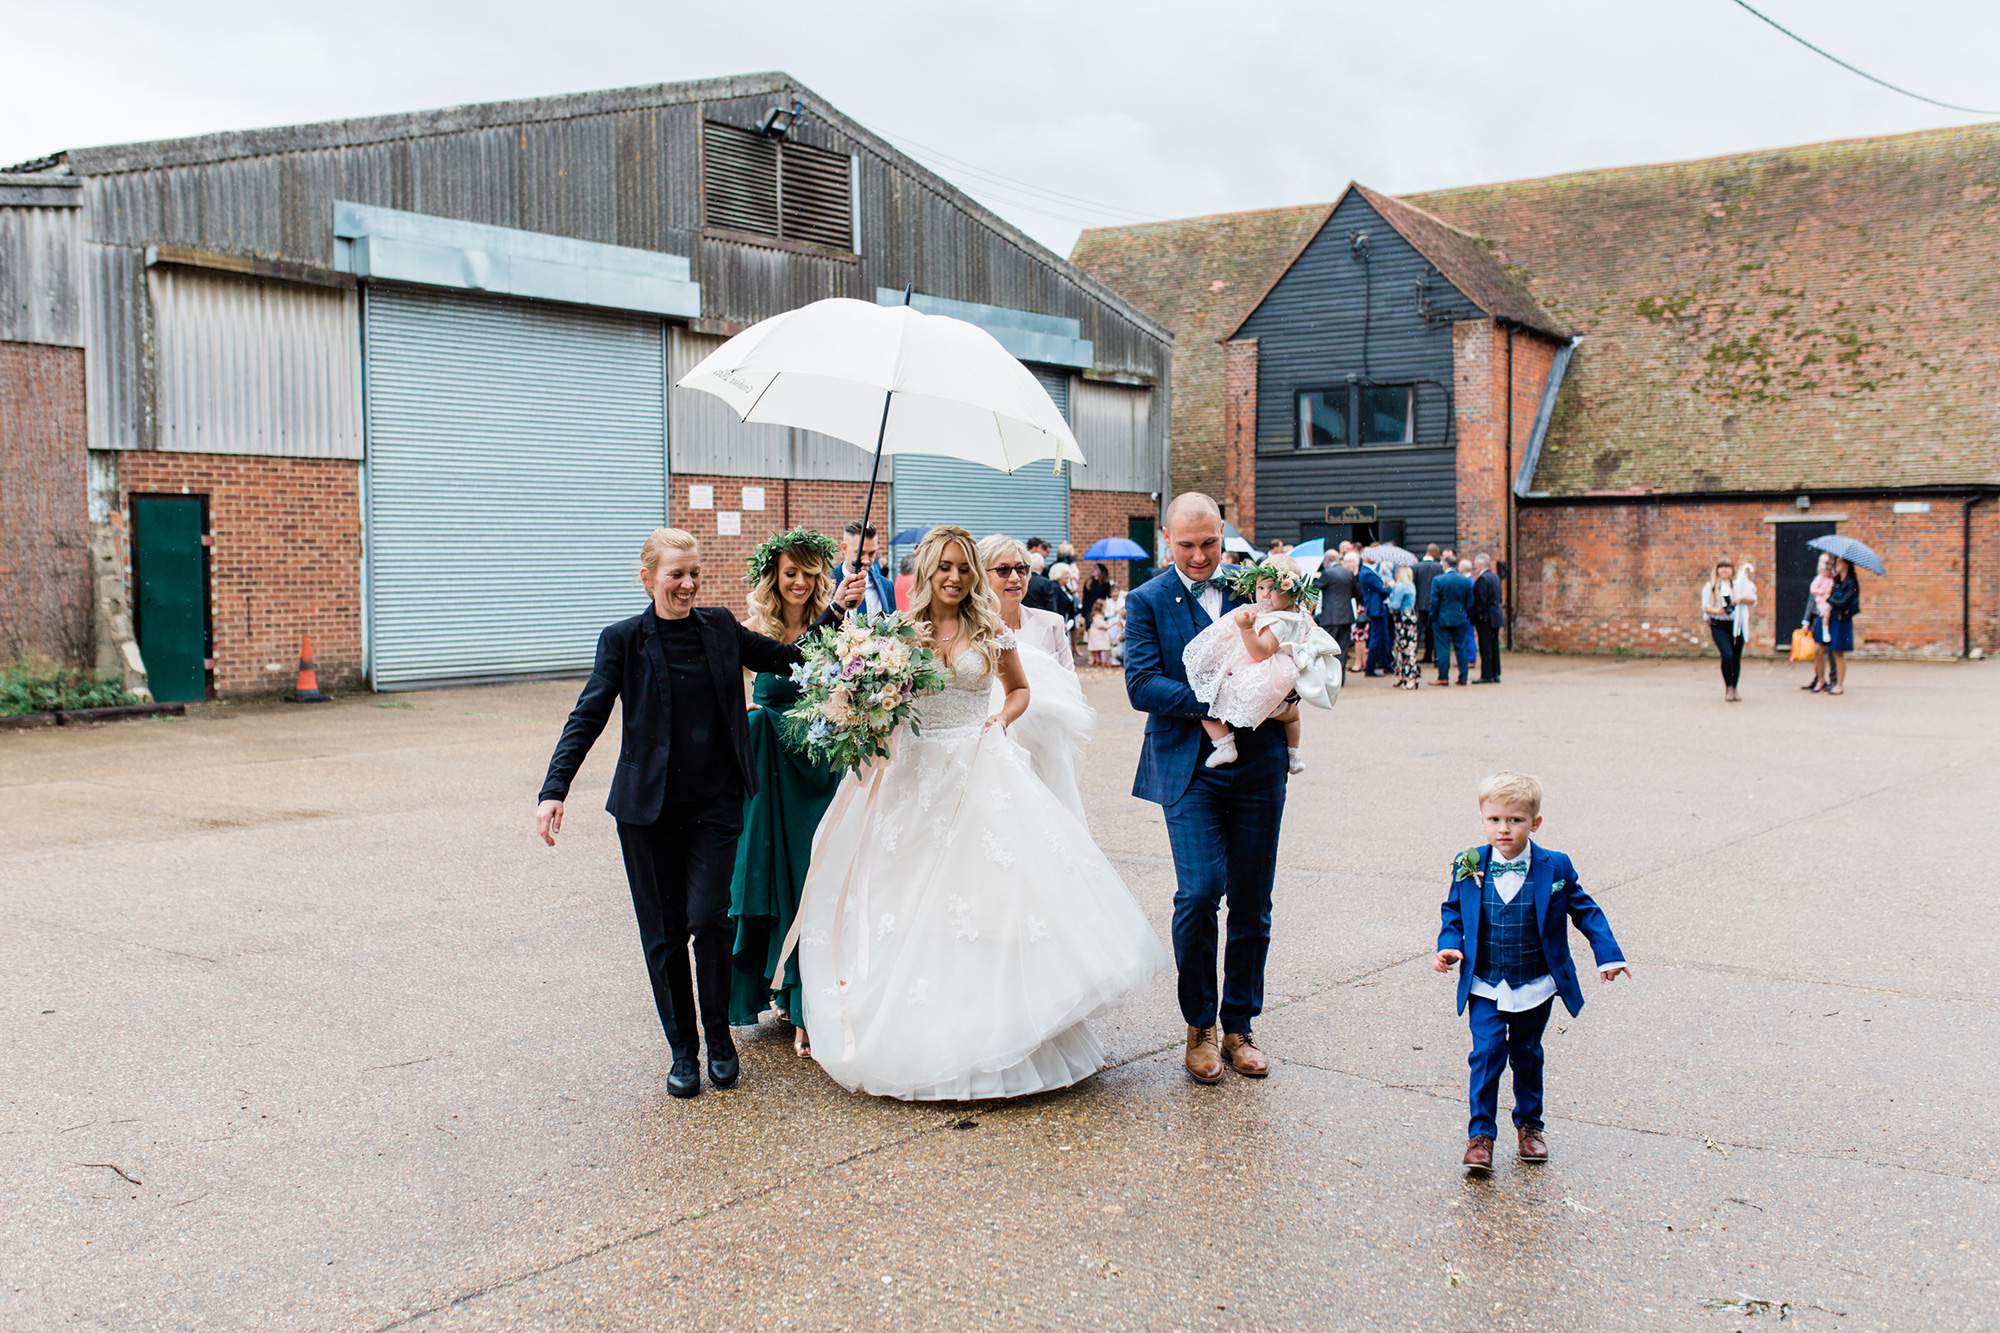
{"left": 1233, "top": 188, "right": 1474, "bottom": 549}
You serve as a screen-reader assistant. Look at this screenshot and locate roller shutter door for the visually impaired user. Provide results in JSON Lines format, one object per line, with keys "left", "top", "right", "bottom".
{"left": 891, "top": 365, "right": 1070, "bottom": 553}
{"left": 364, "top": 287, "right": 666, "bottom": 688}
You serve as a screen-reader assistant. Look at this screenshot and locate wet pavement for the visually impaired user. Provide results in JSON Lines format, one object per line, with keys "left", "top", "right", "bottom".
{"left": 3, "top": 651, "right": 1994, "bottom": 1331}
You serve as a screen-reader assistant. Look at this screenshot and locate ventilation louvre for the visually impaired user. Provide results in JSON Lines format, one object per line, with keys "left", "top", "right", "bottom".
{"left": 702, "top": 121, "right": 853, "bottom": 252}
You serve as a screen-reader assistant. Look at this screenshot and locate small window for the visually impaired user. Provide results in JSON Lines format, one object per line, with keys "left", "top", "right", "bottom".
{"left": 702, "top": 121, "right": 854, "bottom": 252}
{"left": 1296, "top": 390, "right": 1348, "bottom": 448}
{"left": 1359, "top": 385, "right": 1414, "bottom": 444}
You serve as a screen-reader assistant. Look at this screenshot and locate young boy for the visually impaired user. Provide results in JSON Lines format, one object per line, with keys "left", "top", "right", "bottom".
{"left": 1434, "top": 772, "right": 1629, "bottom": 1172}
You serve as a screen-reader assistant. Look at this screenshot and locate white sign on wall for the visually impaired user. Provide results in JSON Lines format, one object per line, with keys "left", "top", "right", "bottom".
{"left": 688, "top": 484, "right": 714, "bottom": 510}
{"left": 717, "top": 510, "right": 742, "bottom": 536}
{"left": 742, "top": 486, "right": 766, "bottom": 512}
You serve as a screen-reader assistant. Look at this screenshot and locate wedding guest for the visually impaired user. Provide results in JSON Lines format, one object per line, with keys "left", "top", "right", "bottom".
{"left": 979, "top": 534, "right": 1072, "bottom": 666}
{"left": 1700, "top": 558, "right": 1748, "bottom": 701}
{"left": 1316, "top": 551, "right": 1360, "bottom": 668}
{"left": 894, "top": 553, "right": 916, "bottom": 612}
{"left": 1388, "top": 565, "right": 1421, "bottom": 689}
{"left": 1358, "top": 556, "right": 1391, "bottom": 676}
{"left": 536, "top": 529, "right": 862, "bottom": 1098}
{"left": 1430, "top": 559, "right": 1474, "bottom": 685}
{"left": 834, "top": 521, "right": 894, "bottom": 616}
{"left": 1414, "top": 544, "right": 1444, "bottom": 664}
{"left": 730, "top": 528, "right": 846, "bottom": 1056}
{"left": 1088, "top": 604, "right": 1112, "bottom": 666}
{"left": 1440, "top": 547, "right": 1474, "bottom": 671}
{"left": 1434, "top": 771, "right": 1627, "bottom": 1173}
{"left": 1820, "top": 557, "right": 1860, "bottom": 695}
{"left": 1472, "top": 553, "right": 1504, "bottom": 683}
{"left": 1023, "top": 541, "right": 1059, "bottom": 613}
{"left": 1803, "top": 552, "right": 1835, "bottom": 692}
{"left": 979, "top": 533, "right": 1093, "bottom": 810}
{"left": 1107, "top": 590, "right": 1127, "bottom": 664}
{"left": 1082, "top": 563, "right": 1114, "bottom": 625}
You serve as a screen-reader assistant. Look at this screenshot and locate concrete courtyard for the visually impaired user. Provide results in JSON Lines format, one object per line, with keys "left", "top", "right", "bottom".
{"left": 3, "top": 651, "right": 1995, "bottom": 1331}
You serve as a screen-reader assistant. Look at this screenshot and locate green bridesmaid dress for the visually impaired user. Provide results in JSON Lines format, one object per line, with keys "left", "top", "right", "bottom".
{"left": 727, "top": 669, "right": 844, "bottom": 1027}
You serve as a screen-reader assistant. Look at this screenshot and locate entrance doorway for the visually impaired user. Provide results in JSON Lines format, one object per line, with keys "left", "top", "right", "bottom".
{"left": 130, "top": 495, "right": 209, "bottom": 702}
{"left": 1772, "top": 521, "right": 1836, "bottom": 650}
{"left": 1302, "top": 517, "right": 1403, "bottom": 550}
{"left": 1127, "top": 515, "right": 1156, "bottom": 586}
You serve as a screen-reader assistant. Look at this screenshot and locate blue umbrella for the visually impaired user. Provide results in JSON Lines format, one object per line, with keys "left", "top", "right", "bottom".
{"left": 1083, "top": 536, "right": 1149, "bottom": 560}
{"left": 891, "top": 526, "right": 931, "bottom": 545}
{"left": 1288, "top": 538, "right": 1326, "bottom": 564}
{"left": 1807, "top": 535, "right": 1885, "bottom": 576}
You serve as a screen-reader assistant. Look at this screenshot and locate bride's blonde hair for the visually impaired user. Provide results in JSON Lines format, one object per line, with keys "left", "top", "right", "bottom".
{"left": 906, "top": 524, "right": 1005, "bottom": 671}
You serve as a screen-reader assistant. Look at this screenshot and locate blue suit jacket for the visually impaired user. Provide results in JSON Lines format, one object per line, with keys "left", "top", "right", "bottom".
{"left": 1357, "top": 565, "right": 1387, "bottom": 619}
{"left": 1429, "top": 571, "right": 1474, "bottom": 628}
{"left": 1123, "top": 568, "right": 1281, "bottom": 805}
{"left": 836, "top": 562, "right": 897, "bottom": 614}
{"left": 1436, "top": 844, "right": 1623, "bottom": 1018}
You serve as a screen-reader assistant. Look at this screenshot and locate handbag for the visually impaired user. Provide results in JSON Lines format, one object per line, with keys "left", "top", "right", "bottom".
{"left": 1789, "top": 626, "right": 1818, "bottom": 662}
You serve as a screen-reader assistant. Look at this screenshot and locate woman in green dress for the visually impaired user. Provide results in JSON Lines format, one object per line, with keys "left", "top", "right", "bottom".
{"left": 729, "top": 527, "right": 845, "bottom": 1056}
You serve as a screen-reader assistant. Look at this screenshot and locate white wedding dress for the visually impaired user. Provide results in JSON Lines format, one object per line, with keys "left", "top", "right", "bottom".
{"left": 992, "top": 608, "right": 1095, "bottom": 812}
{"left": 796, "top": 632, "right": 1168, "bottom": 1100}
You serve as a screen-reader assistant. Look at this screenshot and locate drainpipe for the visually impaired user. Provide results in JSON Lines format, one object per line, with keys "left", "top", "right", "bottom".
{"left": 1503, "top": 326, "right": 1514, "bottom": 651}
{"left": 1966, "top": 493, "right": 1984, "bottom": 659}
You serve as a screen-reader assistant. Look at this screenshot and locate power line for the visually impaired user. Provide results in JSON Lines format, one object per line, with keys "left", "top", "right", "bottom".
{"left": 879, "top": 129, "right": 1164, "bottom": 224}
{"left": 1728, "top": 0, "right": 2000, "bottom": 117}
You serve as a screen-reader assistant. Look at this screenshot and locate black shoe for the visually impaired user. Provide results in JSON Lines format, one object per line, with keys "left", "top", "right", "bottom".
{"left": 706, "top": 1032, "right": 740, "bottom": 1089}
{"left": 667, "top": 1055, "right": 701, "bottom": 1099}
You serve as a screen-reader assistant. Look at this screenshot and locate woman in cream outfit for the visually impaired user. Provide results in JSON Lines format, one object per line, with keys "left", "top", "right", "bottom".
{"left": 978, "top": 533, "right": 1094, "bottom": 811}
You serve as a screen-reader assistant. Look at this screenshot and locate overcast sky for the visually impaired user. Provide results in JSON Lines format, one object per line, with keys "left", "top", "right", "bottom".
{"left": 3, "top": 0, "right": 1996, "bottom": 256}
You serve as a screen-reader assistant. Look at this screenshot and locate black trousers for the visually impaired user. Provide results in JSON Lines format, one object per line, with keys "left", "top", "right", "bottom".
{"left": 1710, "top": 619, "right": 1742, "bottom": 689}
{"left": 1476, "top": 623, "right": 1502, "bottom": 681}
{"left": 1325, "top": 622, "right": 1354, "bottom": 665}
{"left": 616, "top": 791, "right": 746, "bottom": 1057}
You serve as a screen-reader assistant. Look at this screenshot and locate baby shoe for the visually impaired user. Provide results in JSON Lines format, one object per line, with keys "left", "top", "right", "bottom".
{"left": 1287, "top": 747, "right": 1305, "bottom": 775}
{"left": 1204, "top": 734, "right": 1239, "bottom": 768}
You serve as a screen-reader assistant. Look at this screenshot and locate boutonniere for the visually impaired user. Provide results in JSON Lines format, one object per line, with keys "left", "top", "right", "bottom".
{"left": 1553, "top": 878, "right": 1568, "bottom": 894}
{"left": 1452, "top": 847, "right": 1483, "bottom": 884}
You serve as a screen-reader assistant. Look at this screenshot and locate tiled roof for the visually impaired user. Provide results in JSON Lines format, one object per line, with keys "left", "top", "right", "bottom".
{"left": 1350, "top": 185, "right": 1565, "bottom": 338}
{"left": 1071, "top": 204, "right": 1331, "bottom": 499}
{"left": 1407, "top": 124, "right": 2000, "bottom": 495}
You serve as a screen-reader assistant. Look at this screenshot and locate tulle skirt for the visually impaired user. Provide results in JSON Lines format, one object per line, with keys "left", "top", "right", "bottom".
{"left": 992, "top": 644, "right": 1095, "bottom": 812}
{"left": 1184, "top": 619, "right": 1300, "bottom": 730}
{"left": 795, "top": 723, "right": 1167, "bottom": 1101}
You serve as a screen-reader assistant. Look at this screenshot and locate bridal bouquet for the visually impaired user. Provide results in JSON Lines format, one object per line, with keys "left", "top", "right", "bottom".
{"left": 786, "top": 610, "right": 948, "bottom": 773}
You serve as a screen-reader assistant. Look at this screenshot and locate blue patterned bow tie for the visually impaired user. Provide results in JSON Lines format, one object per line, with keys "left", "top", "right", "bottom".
{"left": 1491, "top": 858, "right": 1529, "bottom": 875}
{"left": 1187, "top": 578, "right": 1230, "bottom": 596}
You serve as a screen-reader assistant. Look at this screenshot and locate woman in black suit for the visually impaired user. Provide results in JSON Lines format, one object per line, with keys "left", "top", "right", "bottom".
{"left": 536, "top": 528, "right": 861, "bottom": 1099}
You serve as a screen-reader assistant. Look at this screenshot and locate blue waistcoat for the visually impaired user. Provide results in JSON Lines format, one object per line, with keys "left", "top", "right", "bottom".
{"left": 1474, "top": 874, "right": 1546, "bottom": 988}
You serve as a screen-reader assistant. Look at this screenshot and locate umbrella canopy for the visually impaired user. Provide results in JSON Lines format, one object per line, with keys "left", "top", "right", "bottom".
{"left": 677, "top": 298, "right": 1084, "bottom": 473}
{"left": 1288, "top": 538, "right": 1326, "bottom": 565}
{"left": 1362, "top": 544, "right": 1418, "bottom": 567}
{"left": 1223, "top": 535, "right": 1263, "bottom": 558}
{"left": 1807, "top": 534, "right": 1885, "bottom": 576}
{"left": 892, "top": 526, "right": 931, "bottom": 545}
{"left": 1083, "top": 537, "right": 1149, "bottom": 560}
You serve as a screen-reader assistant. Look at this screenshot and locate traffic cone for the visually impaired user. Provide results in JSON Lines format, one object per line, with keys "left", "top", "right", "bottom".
{"left": 292, "top": 634, "right": 328, "bottom": 703}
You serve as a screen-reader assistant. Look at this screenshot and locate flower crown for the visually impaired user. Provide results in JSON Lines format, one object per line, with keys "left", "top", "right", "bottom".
{"left": 1227, "top": 559, "right": 1321, "bottom": 611}
{"left": 745, "top": 526, "right": 841, "bottom": 586}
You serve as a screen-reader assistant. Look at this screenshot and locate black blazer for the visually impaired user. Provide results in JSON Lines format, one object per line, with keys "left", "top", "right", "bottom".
{"left": 1472, "top": 569, "right": 1505, "bottom": 629}
{"left": 1023, "top": 573, "right": 1059, "bottom": 613}
{"left": 1315, "top": 564, "right": 1358, "bottom": 628}
{"left": 538, "top": 604, "right": 839, "bottom": 825}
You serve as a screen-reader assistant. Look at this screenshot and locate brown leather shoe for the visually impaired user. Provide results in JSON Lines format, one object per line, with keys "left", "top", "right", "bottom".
{"left": 1517, "top": 1125, "right": 1548, "bottom": 1162}
{"left": 1462, "top": 1135, "right": 1495, "bottom": 1172}
{"left": 1222, "top": 1031, "right": 1269, "bottom": 1077}
{"left": 1184, "top": 1025, "right": 1224, "bottom": 1084}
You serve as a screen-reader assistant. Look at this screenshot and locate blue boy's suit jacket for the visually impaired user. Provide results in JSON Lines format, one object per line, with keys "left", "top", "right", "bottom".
{"left": 1436, "top": 844, "right": 1622, "bottom": 1017}
{"left": 1123, "top": 568, "right": 1277, "bottom": 805}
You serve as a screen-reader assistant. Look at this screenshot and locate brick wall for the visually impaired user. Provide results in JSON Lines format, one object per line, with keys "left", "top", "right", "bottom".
{"left": 1222, "top": 339, "right": 1259, "bottom": 537}
{"left": 1514, "top": 496, "right": 1998, "bottom": 658}
{"left": 668, "top": 474, "right": 886, "bottom": 621}
{"left": 1453, "top": 320, "right": 1561, "bottom": 566}
{"left": 0, "top": 341, "right": 91, "bottom": 665}
{"left": 1070, "top": 489, "right": 1161, "bottom": 592}
{"left": 118, "top": 453, "right": 363, "bottom": 696}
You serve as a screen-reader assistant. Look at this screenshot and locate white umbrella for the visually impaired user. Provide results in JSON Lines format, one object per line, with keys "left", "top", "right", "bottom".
{"left": 676, "top": 296, "right": 1085, "bottom": 541}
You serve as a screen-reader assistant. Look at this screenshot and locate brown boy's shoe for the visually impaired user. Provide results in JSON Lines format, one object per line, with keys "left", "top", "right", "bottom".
{"left": 1222, "top": 1031, "right": 1269, "bottom": 1077}
{"left": 1461, "top": 1136, "right": 1495, "bottom": 1173}
{"left": 1184, "top": 1026, "right": 1224, "bottom": 1084}
{"left": 1517, "top": 1126, "right": 1548, "bottom": 1162}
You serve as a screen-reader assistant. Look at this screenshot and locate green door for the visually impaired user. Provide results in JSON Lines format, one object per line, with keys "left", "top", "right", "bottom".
{"left": 1127, "top": 516, "right": 1156, "bottom": 586}
{"left": 131, "top": 496, "right": 208, "bottom": 702}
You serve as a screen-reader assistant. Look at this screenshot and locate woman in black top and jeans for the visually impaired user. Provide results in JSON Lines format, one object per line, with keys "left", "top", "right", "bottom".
{"left": 1700, "top": 559, "right": 1747, "bottom": 701}
{"left": 535, "top": 528, "right": 861, "bottom": 1098}
{"left": 1820, "top": 558, "right": 1860, "bottom": 695}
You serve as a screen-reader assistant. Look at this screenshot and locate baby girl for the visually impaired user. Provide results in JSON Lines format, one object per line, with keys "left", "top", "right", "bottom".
{"left": 1183, "top": 555, "right": 1340, "bottom": 775}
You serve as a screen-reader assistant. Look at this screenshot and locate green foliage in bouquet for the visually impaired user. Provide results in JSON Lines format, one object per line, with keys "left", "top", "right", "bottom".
{"left": 785, "top": 610, "right": 949, "bottom": 774}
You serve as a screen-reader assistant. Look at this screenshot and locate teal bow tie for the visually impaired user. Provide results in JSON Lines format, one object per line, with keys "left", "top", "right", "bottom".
{"left": 1188, "top": 578, "right": 1230, "bottom": 596}
{"left": 1491, "top": 858, "right": 1529, "bottom": 875}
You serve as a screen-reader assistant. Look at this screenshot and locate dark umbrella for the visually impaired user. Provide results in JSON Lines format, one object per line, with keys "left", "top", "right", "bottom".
{"left": 892, "top": 527, "right": 932, "bottom": 545}
{"left": 1806, "top": 535, "right": 1885, "bottom": 576}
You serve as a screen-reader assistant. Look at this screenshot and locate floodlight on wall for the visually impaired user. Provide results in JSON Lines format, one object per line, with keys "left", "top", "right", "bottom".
{"left": 759, "top": 100, "right": 807, "bottom": 136}
{"left": 1796, "top": 494, "right": 1811, "bottom": 510}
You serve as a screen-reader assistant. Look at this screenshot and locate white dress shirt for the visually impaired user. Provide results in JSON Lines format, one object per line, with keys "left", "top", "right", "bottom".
{"left": 1466, "top": 842, "right": 1625, "bottom": 1013}
{"left": 1175, "top": 564, "right": 1225, "bottom": 622}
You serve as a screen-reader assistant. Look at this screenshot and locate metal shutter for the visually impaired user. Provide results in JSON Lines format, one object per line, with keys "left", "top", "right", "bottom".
{"left": 890, "top": 365, "right": 1070, "bottom": 556}
{"left": 364, "top": 287, "right": 666, "bottom": 689}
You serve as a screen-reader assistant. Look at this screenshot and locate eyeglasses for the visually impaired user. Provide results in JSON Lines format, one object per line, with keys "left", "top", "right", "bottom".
{"left": 987, "top": 564, "right": 1031, "bottom": 579}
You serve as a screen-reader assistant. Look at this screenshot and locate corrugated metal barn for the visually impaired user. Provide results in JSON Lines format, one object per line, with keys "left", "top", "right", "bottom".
{"left": 0, "top": 72, "right": 1171, "bottom": 697}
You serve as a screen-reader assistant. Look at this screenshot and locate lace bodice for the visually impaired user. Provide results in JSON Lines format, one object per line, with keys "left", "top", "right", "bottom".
{"left": 911, "top": 631, "right": 1016, "bottom": 734}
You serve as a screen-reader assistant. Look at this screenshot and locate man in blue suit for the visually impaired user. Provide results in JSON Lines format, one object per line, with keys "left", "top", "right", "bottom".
{"left": 1429, "top": 558, "right": 1475, "bottom": 685}
{"left": 834, "top": 521, "right": 896, "bottom": 616}
{"left": 1124, "top": 493, "right": 1288, "bottom": 1085}
{"left": 1357, "top": 558, "right": 1390, "bottom": 676}
{"left": 1434, "top": 771, "right": 1628, "bottom": 1172}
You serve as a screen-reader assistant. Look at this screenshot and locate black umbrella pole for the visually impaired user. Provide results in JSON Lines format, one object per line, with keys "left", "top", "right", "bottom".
{"left": 851, "top": 393, "right": 892, "bottom": 619}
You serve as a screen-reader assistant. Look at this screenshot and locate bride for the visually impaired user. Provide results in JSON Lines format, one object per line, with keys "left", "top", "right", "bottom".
{"left": 794, "top": 525, "right": 1168, "bottom": 1100}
